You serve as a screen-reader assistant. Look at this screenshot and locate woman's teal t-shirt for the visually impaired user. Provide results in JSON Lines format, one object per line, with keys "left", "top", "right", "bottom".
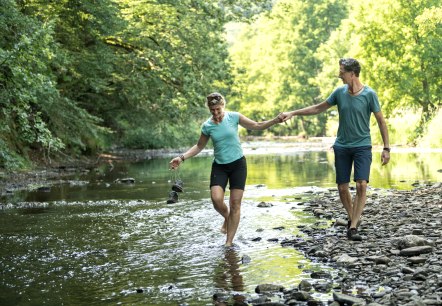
{"left": 326, "top": 85, "right": 381, "bottom": 147}
{"left": 201, "top": 111, "right": 243, "bottom": 164}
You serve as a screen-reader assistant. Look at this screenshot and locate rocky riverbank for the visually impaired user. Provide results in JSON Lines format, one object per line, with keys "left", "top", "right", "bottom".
{"left": 218, "top": 183, "right": 441, "bottom": 306}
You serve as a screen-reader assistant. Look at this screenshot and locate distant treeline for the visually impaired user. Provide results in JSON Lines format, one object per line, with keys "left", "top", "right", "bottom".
{"left": 0, "top": 0, "right": 440, "bottom": 169}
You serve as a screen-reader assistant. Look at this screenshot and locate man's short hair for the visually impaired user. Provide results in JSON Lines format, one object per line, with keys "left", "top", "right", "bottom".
{"left": 339, "top": 58, "right": 361, "bottom": 77}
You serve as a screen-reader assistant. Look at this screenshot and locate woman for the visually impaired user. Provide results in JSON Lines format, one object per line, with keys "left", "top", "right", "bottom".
{"left": 169, "top": 92, "right": 282, "bottom": 247}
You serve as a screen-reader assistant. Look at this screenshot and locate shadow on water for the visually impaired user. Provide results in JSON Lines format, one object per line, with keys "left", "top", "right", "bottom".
{"left": 1, "top": 147, "right": 442, "bottom": 305}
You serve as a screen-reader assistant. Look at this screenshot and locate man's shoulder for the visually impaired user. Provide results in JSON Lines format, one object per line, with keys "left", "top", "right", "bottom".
{"left": 363, "top": 85, "right": 377, "bottom": 94}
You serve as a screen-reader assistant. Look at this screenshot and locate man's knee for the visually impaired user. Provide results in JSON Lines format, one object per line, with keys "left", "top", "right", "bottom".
{"left": 355, "top": 180, "right": 367, "bottom": 193}
{"left": 338, "top": 183, "right": 349, "bottom": 193}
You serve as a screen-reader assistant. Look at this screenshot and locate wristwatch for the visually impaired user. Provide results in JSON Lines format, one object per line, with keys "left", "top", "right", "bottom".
{"left": 383, "top": 147, "right": 391, "bottom": 152}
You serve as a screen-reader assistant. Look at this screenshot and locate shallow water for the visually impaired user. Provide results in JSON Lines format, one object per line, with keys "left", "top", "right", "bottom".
{"left": 1, "top": 143, "right": 441, "bottom": 305}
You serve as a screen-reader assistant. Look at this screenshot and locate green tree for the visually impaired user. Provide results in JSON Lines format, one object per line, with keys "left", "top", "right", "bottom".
{"left": 0, "top": 0, "right": 101, "bottom": 167}
{"left": 348, "top": 0, "right": 442, "bottom": 140}
{"left": 1, "top": 0, "right": 274, "bottom": 169}
{"left": 229, "top": 0, "right": 348, "bottom": 137}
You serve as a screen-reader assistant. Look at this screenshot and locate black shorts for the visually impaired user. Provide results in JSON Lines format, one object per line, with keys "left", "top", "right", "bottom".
{"left": 210, "top": 156, "right": 247, "bottom": 191}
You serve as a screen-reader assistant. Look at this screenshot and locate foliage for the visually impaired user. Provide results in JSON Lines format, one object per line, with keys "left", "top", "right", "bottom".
{"left": 1, "top": 0, "right": 441, "bottom": 170}
{"left": 416, "top": 109, "right": 442, "bottom": 148}
{"left": 230, "top": 0, "right": 441, "bottom": 143}
{"left": 335, "top": 0, "right": 441, "bottom": 140}
{"left": 229, "top": 0, "right": 348, "bottom": 137}
{"left": 0, "top": 0, "right": 273, "bottom": 169}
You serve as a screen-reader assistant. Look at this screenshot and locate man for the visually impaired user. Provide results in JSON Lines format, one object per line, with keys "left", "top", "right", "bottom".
{"left": 280, "top": 58, "right": 390, "bottom": 240}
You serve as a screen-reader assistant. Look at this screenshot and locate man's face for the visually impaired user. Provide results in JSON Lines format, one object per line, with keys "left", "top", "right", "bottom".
{"left": 338, "top": 65, "right": 354, "bottom": 84}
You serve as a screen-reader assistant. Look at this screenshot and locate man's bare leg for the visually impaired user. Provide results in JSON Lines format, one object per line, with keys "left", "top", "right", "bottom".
{"left": 338, "top": 183, "right": 353, "bottom": 221}
{"left": 211, "top": 186, "right": 229, "bottom": 234}
{"left": 351, "top": 180, "right": 367, "bottom": 228}
{"left": 225, "top": 189, "right": 244, "bottom": 247}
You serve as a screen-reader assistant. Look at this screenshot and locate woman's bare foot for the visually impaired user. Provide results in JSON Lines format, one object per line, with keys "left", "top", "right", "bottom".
{"left": 221, "top": 219, "right": 227, "bottom": 234}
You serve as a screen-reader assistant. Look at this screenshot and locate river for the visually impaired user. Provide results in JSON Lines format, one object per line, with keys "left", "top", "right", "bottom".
{"left": 1, "top": 141, "right": 441, "bottom": 305}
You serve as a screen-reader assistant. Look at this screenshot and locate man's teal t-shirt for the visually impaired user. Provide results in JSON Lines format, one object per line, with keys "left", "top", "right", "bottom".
{"left": 326, "top": 85, "right": 381, "bottom": 147}
{"left": 201, "top": 111, "right": 243, "bottom": 164}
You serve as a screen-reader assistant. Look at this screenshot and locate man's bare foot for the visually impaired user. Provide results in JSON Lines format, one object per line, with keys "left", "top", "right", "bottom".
{"left": 221, "top": 219, "right": 227, "bottom": 234}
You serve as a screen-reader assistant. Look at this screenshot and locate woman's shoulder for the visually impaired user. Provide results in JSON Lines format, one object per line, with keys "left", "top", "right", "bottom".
{"left": 225, "top": 111, "right": 240, "bottom": 117}
{"left": 225, "top": 111, "right": 241, "bottom": 122}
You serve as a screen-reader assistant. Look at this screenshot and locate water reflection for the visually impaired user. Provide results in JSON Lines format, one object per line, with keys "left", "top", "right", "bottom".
{"left": 2, "top": 149, "right": 438, "bottom": 204}
{"left": 1, "top": 147, "right": 442, "bottom": 305}
{"left": 214, "top": 248, "right": 245, "bottom": 292}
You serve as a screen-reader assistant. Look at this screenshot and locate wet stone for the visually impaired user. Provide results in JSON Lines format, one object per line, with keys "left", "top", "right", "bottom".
{"left": 408, "top": 256, "right": 427, "bottom": 264}
{"left": 255, "top": 284, "right": 284, "bottom": 293}
{"left": 400, "top": 246, "right": 433, "bottom": 256}
{"left": 282, "top": 184, "right": 442, "bottom": 306}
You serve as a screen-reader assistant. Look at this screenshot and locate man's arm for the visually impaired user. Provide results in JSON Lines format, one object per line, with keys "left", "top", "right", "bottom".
{"left": 374, "top": 111, "right": 390, "bottom": 165}
{"left": 280, "top": 101, "right": 332, "bottom": 122}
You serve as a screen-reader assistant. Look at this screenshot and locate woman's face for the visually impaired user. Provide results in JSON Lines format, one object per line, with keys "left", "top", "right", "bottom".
{"left": 209, "top": 104, "right": 224, "bottom": 121}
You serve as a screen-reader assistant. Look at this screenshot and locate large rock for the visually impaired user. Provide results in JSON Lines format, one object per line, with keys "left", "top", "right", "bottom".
{"left": 391, "top": 235, "right": 431, "bottom": 249}
{"left": 255, "top": 283, "right": 284, "bottom": 293}
{"left": 399, "top": 246, "right": 433, "bottom": 256}
{"left": 333, "top": 292, "right": 366, "bottom": 305}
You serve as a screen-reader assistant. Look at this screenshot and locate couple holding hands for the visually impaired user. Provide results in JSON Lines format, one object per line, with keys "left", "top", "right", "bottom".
{"left": 169, "top": 58, "right": 390, "bottom": 246}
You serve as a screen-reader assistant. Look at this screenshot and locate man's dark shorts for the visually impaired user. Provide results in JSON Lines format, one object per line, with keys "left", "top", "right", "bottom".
{"left": 210, "top": 156, "right": 247, "bottom": 191}
{"left": 333, "top": 145, "right": 372, "bottom": 184}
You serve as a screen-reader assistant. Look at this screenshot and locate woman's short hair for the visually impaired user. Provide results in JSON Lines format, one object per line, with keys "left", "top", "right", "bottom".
{"left": 339, "top": 58, "right": 361, "bottom": 77}
{"left": 206, "top": 92, "right": 226, "bottom": 106}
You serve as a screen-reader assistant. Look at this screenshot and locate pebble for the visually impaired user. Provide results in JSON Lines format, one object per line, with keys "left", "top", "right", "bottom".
{"left": 215, "top": 183, "right": 442, "bottom": 305}
{"left": 279, "top": 183, "right": 442, "bottom": 305}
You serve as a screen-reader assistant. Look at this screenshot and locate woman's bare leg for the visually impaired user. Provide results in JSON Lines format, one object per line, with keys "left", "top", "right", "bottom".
{"left": 225, "top": 189, "right": 244, "bottom": 247}
{"left": 211, "top": 186, "right": 229, "bottom": 234}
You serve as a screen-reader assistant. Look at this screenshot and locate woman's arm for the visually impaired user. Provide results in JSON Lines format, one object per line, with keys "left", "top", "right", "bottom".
{"left": 169, "top": 133, "right": 210, "bottom": 169}
{"left": 239, "top": 113, "right": 282, "bottom": 131}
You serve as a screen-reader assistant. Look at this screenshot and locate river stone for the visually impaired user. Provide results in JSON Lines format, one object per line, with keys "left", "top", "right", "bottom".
{"left": 241, "top": 255, "right": 251, "bottom": 264}
{"left": 313, "top": 281, "right": 333, "bottom": 293}
{"left": 402, "top": 266, "right": 416, "bottom": 274}
{"left": 334, "top": 218, "right": 348, "bottom": 227}
{"left": 310, "top": 271, "right": 332, "bottom": 279}
{"left": 391, "top": 235, "right": 430, "bottom": 249}
{"left": 212, "top": 292, "right": 229, "bottom": 302}
{"left": 115, "top": 177, "right": 135, "bottom": 183}
{"left": 298, "top": 279, "right": 313, "bottom": 291}
{"left": 249, "top": 296, "right": 270, "bottom": 304}
{"left": 333, "top": 292, "right": 365, "bottom": 305}
{"left": 407, "top": 256, "right": 427, "bottom": 264}
{"left": 367, "top": 256, "right": 391, "bottom": 265}
{"left": 255, "top": 283, "right": 284, "bottom": 293}
{"left": 313, "top": 208, "right": 326, "bottom": 216}
{"left": 400, "top": 246, "right": 433, "bottom": 256}
{"left": 257, "top": 201, "right": 273, "bottom": 207}
{"left": 289, "top": 290, "right": 311, "bottom": 301}
{"left": 336, "top": 254, "right": 359, "bottom": 265}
